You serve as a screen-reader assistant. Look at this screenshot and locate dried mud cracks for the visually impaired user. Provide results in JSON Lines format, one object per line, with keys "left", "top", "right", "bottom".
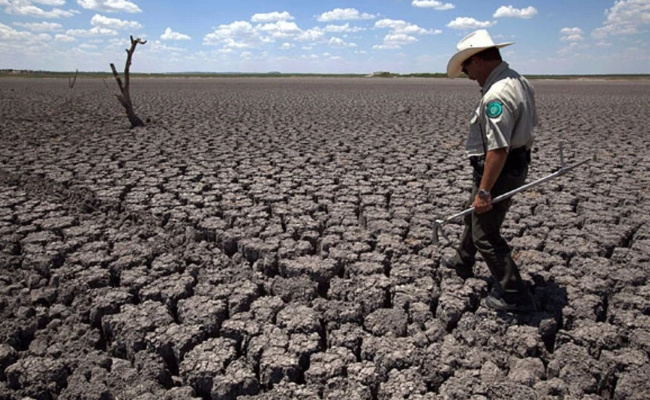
{"left": 0, "top": 78, "right": 649, "bottom": 400}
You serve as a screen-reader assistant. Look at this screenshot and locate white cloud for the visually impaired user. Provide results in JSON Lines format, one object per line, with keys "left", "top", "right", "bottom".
{"left": 387, "top": 33, "right": 418, "bottom": 44}
{"left": 202, "top": 9, "right": 425, "bottom": 55}
{"left": 204, "top": 17, "right": 323, "bottom": 48}
{"left": 55, "top": 33, "right": 76, "bottom": 42}
{"left": 66, "top": 26, "right": 117, "bottom": 36}
{"left": 204, "top": 20, "right": 258, "bottom": 48}
{"left": 147, "top": 40, "right": 186, "bottom": 53}
{"left": 493, "top": 5, "right": 538, "bottom": 19}
{"left": 374, "top": 32, "right": 418, "bottom": 49}
{"left": 161, "top": 27, "right": 190, "bottom": 41}
{"left": 557, "top": 41, "right": 581, "bottom": 55}
{"left": 78, "top": 42, "right": 98, "bottom": 50}
{"left": 446, "top": 17, "right": 495, "bottom": 30}
{"left": 1, "top": 21, "right": 28, "bottom": 39}
{"left": 61, "top": 13, "right": 140, "bottom": 37}
{"left": 257, "top": 20, "right": 301, "bottom": 39}
{"left": 375, "top": 18, "right": 434, "bottom": 35}
{"left": 323, "top": 23, "right": 365, "bottom": 33}
{"left": 328, "top": 36, "right": 357, "bottom": 48}
{"left": 0, "top": 21, "right": 52, "bottom": 42}
{"left": 13, "top": 21, "right": 63, "bottom": 31}
{"left": 317, "top": 8, "right": 376, "bottom": 22}
{"left": 560, "top": 27, "right": 584, "bottom": 41}
{"left": 374, "top": 18, "right": 440, "bottom": 49}
{"left": 90, "top": 14, "right": 141, "bottom": 30}
{"left": 34, "top": 0, "right": 65, "bottom": 5}
{"left": 77, "top": 0, "right": 141, "bottom": 13}
{"left": 251, "top": 11, "right": 293, "bottom": 22}
{"left": 217, "top": 38, "right": 252, "bottom": 49}
{"left": 560, "top": 27, "right": 583, "bottom": 36}
{"left": 3, "top": 0, "right": 78, "bottom": 18}
{"left": 329, "top": 37, "right": 345, "bottom": 47}
{"left": 296, "top": 28, "right": 324, "bottom": 42}
{"left": 592, "top": 0, "right": 650, "bottom": 39}
{"left": 412, "top": 0, "right": 454, "bottom": 11}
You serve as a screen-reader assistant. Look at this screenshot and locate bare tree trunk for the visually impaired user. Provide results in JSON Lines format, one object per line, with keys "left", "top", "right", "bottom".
{"left": 110, "top": 35, "right": 147, "bottom": 128}
{"left": 69, "top": 69, "right": 78, "bottom": 89}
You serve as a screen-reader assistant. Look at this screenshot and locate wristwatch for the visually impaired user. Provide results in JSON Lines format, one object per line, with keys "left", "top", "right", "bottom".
{"left": 478, "top": 188, "right": 491, "bottom": 200}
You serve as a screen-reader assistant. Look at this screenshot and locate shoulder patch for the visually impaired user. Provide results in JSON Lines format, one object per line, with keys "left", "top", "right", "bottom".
{"left": 486, "top": 101, "right": 503, "bottom": 118}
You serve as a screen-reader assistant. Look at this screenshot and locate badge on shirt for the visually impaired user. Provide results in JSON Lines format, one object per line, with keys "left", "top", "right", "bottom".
{"left": 486, "top": 101, "right": 503, "bottom": 118}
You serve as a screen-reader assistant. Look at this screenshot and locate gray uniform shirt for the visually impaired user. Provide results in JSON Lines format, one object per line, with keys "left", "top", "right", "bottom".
{"left": 465, "top": 62, "right": 538, "bottom": 158}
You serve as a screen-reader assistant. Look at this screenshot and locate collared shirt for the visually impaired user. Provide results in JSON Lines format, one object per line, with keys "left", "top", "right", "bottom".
{"left": 465, "top": 62, "right": 538, "bottom": 158}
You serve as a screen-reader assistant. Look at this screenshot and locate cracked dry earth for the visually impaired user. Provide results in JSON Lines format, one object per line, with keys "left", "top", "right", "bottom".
{"left": 0, "top": 77, "right": 648, "bottom": 400}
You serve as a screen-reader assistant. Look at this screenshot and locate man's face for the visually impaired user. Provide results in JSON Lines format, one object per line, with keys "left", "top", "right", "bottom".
{"left": 461, "top": 56, "right": 477, "bottom": 81}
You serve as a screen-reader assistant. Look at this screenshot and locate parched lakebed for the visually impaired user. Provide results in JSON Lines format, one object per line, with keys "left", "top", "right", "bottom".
{"left": 1, "top": 77, "right": 649, "bottom": 400}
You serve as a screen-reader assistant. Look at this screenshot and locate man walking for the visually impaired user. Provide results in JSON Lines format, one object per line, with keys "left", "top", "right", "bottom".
{"left": 442, "top": 29, "right": 537, "bottom": 312}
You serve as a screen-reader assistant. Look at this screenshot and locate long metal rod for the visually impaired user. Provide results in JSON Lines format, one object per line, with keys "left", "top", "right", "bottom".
{"left": 432, "top": 154, "right": 592, "bottom": 242}
{"left": 441, "top": 157, "right": 591, "bottom": 223}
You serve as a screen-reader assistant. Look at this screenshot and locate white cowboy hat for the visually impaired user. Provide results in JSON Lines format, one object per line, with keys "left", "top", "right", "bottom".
{"left": 446, "top": 29, "right": 514, "bottom": 78}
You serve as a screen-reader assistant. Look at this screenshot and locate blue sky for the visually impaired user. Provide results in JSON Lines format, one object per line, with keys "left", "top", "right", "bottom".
{"left": 1, "top": 0, "right": 649, "bottom": 74}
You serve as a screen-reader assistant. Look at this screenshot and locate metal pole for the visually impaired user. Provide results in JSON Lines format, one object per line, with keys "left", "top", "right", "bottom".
{"left": 432, "top": 154, "right": 592, "bottom": 243}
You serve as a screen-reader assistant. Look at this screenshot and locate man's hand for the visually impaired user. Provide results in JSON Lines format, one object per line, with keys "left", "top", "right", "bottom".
{"left": 474, "top": 147, "right": 507, "bottom": 214}
{"left": 473, "top": 193, "right": 493, "bottom": 214}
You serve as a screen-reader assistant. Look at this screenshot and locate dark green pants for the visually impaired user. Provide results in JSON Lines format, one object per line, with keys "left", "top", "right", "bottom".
{"left": 452, "top": 163, "right": 528, "bottom": 293}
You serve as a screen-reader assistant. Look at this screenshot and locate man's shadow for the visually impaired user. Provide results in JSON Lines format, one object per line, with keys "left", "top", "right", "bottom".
{"left": 494, "top": 273, "right": 568, "bottom": 353}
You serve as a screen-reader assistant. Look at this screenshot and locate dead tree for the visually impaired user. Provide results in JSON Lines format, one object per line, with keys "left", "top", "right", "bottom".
{"left": 68, "top": 69, "right": 78, "bottom": 89}
{"left": 110, "top": 35, "right": 147, "bottom": 128}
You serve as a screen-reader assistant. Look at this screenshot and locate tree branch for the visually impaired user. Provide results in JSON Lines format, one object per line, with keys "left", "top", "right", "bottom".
{"left": 109, "top": 63, "right": 124, "bottom": 92}
{"left": 109, "top": 35, "right": 147, "bottom": 128}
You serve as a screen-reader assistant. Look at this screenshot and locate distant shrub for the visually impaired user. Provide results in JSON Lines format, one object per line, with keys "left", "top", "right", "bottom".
{"left": 370, "top": 71, "right": 395, "bottom": 78}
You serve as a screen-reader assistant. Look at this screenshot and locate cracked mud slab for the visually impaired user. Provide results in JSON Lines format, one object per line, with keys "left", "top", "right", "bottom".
{"left": 1, "top": 77, "right": 649, "bottom": 399}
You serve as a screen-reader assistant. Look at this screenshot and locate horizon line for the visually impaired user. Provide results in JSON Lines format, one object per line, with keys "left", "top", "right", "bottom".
{"left": 2, "top": 69, "right": 650, "bottom": 79}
